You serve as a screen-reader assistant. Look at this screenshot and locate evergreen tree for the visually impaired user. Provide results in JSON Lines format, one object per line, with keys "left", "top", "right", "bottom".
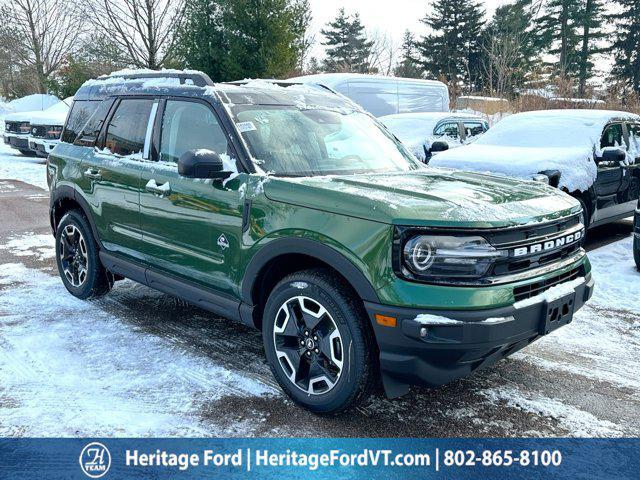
{"left": 577, "top": 0, "right": 606, "bottom": 96}
{"left": 481, "top": 0, "right": 541, "bottom": 95}
{"left": 176, "top": 0, "right": 308, "bottom": 81}
{"left": 536, "top": 0, "right": 582, "bottom": 78}
{"left": 416, "top": 0, "right": 485, "bottom": 93}
{"left": 608, "top": 0, "right": 640, "bottom": 94}
{"left": 394, "top": 31, "right": 422, "bottom": 78}
{"left": 321, "top": 9, "right": 373, "bottom": 73}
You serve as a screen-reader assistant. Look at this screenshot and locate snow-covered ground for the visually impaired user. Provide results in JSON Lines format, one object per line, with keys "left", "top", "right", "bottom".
{"left": 0, "top": 140, "right": 638, "bottom": 437}
{"left": 0, "top": 144, "right": 48, "bottom": 190}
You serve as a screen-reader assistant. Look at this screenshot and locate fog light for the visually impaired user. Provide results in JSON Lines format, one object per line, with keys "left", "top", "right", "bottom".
{"left": 420, "top": 327, "right": 428, "bottom": 338}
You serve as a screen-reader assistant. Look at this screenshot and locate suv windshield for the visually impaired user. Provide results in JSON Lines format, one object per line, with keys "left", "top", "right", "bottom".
{"left": 231, "top": 105, "right": 421, "bottom": 176}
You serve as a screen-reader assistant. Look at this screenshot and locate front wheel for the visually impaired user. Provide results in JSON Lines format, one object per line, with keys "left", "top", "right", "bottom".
{"left": 262, "top": 269, "right": 377, "bottom": 414}
{"left": 634, "top": 237, "right": 640, "bottom": 271}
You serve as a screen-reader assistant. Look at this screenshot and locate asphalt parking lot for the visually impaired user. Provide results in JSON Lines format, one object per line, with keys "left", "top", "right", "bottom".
{"left": 1, "top": 161, "right": 639, "bottom": 437}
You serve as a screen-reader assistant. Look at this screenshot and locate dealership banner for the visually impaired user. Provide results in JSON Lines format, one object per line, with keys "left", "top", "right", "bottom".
{"left": 0, "top": 438, "right": 637, "bottom": 479}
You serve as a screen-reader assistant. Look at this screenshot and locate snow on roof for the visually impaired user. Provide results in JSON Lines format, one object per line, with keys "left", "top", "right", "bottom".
{"left": 430, "top": 109, "right": 640, "bottom": 192}
{"left": 29, "top": 100, "right": 71, "bottom": 126}
{"left": 289, "top": 73, "right": 447, "bottom": 88}
{"left": 458, "top": 95, "right": 509, "bottom": 103}
{"left": 3, "top": 94, "right": 60, "bottom": 121}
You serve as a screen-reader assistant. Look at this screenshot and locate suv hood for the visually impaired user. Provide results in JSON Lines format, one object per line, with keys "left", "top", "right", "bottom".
{"left": 263, "top": 168, "right": 581, "bottom": 228}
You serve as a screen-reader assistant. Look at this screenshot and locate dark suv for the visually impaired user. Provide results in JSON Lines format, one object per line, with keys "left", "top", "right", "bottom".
{"left": 48, "top": 71, "right": 594, "bottom": 413}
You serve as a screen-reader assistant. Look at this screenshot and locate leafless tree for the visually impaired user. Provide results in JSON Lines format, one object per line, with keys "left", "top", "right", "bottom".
{"left": 84, "top": 0, "right": 186, "bottom": 69}
{"left": 482, "top": 33, "right": 522, "bottom": 97}
{"left": 366, "top": 30, "right": 395, "bottom": 75}
{"left": 0, "top": 0, "right": 86, "bottom": 93}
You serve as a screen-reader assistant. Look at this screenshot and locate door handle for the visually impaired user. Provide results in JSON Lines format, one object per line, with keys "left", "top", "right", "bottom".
{"left": 145, "top": 179, "right": 171, "bottom": 197}
{"left": 83, "top": 168, "right": 102, "bottom": 180}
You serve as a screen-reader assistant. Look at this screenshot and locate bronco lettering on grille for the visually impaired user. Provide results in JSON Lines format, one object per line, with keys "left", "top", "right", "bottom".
{"left": 513, "top": 229, "right": 584, "bottom": 257}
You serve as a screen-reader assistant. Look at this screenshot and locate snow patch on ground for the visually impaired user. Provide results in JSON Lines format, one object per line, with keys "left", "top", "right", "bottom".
{"left": 0, "top": 232, "right": 54, "bottom": 261}
{"left": 0, "top": 263, "right": 273, "bottom": 436}
{"left": 586, "top": 235, "right": 639, "bottom": 314}
{"left": 0, "top": 143, "right": 47, "bottom": 190}
{"left": 480, "top": 386, "right": 622, "bottom": 437}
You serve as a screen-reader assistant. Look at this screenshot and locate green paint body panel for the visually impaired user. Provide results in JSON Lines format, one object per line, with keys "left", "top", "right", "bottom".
{"left": 50, "top": 143, "right": 590, "bottom": 313}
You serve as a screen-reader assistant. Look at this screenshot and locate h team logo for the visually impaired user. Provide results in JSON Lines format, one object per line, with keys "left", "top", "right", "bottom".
{"left": 79, "top": 442, "right": 111, "bottom": 478}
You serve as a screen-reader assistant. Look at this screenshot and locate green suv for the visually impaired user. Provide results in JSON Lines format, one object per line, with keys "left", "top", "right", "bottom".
{"left": 48, "top": 71, "right": 594, "bottom": 413}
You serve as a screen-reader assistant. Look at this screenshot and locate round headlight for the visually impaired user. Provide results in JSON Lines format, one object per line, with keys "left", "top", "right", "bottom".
{"left": 405, "top": 238, "right": 435, "bottom": 272}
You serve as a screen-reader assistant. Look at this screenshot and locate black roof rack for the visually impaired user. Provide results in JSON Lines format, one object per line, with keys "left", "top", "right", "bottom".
{"left": 101, "top": 71, "right": 215, "bottom": 87}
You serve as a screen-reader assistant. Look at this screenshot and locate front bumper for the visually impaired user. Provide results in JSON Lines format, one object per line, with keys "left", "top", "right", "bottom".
{"left": 28, "top": 137, "right": 59, "bottom": 157}
{"left": 3, "top": 133, "right": 29, "bottom": 149}
{"left": 366, "top": 273, "right": 595, "bottom": 398}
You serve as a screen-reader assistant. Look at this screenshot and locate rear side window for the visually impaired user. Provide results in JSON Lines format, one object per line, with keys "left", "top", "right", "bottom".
{"left": 463, "top": 121, "right": 487, "bottom": 138}
{"left": 74, "top": 99, "right": 115, "bottom": 147}
{"left": 159, "top": 100, "right": 229, "bottom": 163}
{"left": 61, "top": 100, "right": 100, "bottom": 144}
{"left": 104, "top": 99, "right": 155, "bottom": 156}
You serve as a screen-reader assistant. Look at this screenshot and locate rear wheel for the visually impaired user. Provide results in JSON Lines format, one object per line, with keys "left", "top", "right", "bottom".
{"left": 262, "top": 269, "right": 377, "bottom": 414}
{"left": 55, "top": 210, "right": 111, "bottom": 299}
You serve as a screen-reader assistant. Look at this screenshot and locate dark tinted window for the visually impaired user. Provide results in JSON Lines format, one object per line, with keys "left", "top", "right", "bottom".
{"left": 159, "top": 100, "right": 229, "bottom": 163}
{"left": 74, "top": 99, "right": 115, "bottom": 147}
{"left": 61, "top": 100, "right": 100, "bottom": 144}
{"left": 105, "top": 99, "right": 155, "bottom": 156}
{"left": 601, "top": 123, "right": 625, "bottom": 149}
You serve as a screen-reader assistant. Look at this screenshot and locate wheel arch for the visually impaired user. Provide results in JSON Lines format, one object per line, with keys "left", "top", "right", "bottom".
{"left": 50, "top": 185, "right": 101, "bottom": 245}
{"left": 241, "top": 238, "right": 380, "bottom": 329}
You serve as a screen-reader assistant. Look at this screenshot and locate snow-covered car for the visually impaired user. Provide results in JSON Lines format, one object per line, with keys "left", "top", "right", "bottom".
{"left": 431, "top": 109, "right": 640, "bottom": 229}
{"left": 379, "top": 112, "right": 489, "bottom": 161}
{"left": 634, "top": 200, "right": 639, "bottom": 270}
{"left": 28, "top": 98, "right": 72, "bottom": 157}
{"left": 2, "top": 94, "right": 60, "bottom": 156}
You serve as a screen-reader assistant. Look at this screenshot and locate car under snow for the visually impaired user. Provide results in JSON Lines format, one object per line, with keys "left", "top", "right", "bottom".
{"left": 379, "top": 112, "right": 489, "bottom": 161}
{"left": 430, "top": 109, "right": 640, "bottom": 229}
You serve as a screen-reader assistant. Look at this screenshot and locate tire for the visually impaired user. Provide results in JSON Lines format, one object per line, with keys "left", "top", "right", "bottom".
{"left": 55, "top": 209, "right": 112, "bottom": 300}
{"left": 634, "top": 237, "right": 640, "bottom": 272}
{"left": 576, "top": 196, "right": 591, "bottom": 230}
{"left": 262, "top": 269, "right": 377, "bottom": 414}
{"left": 18, "top": 149, "right": 35, "bottom": 157}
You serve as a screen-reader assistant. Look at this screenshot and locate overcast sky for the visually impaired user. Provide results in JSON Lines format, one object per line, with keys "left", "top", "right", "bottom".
{"left": 308, "top": 0, "right": 510, "bottom": 59}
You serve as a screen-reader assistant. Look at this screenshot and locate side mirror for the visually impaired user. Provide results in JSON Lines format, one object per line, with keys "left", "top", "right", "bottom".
{"left": 600, "top": 147, "right": 626, "bottom": 164}
{"left": 430, "top": 140, "right": 449, "bottom": 153}
{"left": 178, "top": 149, "right": 231, "bottom": 179}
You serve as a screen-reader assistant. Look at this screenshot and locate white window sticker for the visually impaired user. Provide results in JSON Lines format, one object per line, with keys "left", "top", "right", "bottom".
{"left": 236, "top": 121, "right": 257, "bottom": 133}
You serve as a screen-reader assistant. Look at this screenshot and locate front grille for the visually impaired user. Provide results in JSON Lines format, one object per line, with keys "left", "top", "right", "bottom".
{"left": 487, "top": 214, "right": 584, "bottom": 277}
{"left": 5, "top": 121, "right": 19, "bottom": 133}
{"left": 31, "top": 125, "right": 47, "bottom": 138}
{"left": 513, "top": 266, "right": 583, "bottom": 302}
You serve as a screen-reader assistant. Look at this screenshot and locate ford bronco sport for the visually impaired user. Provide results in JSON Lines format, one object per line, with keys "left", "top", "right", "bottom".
{"left": 48, "top": 71, "right": 594, "bottom": 413}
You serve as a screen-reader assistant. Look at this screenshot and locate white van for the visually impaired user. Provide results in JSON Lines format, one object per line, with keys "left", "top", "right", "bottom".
{"left": 288, "top": 73, "right": 449, "bottom": 117}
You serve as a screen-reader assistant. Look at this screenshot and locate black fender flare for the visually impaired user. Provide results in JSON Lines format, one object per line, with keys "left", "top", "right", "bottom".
{"left": 50, "top": 185, "right": 102, "bottom": 246}
{"left": 241, "top": 237, "right": 380, "bottom": 305}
